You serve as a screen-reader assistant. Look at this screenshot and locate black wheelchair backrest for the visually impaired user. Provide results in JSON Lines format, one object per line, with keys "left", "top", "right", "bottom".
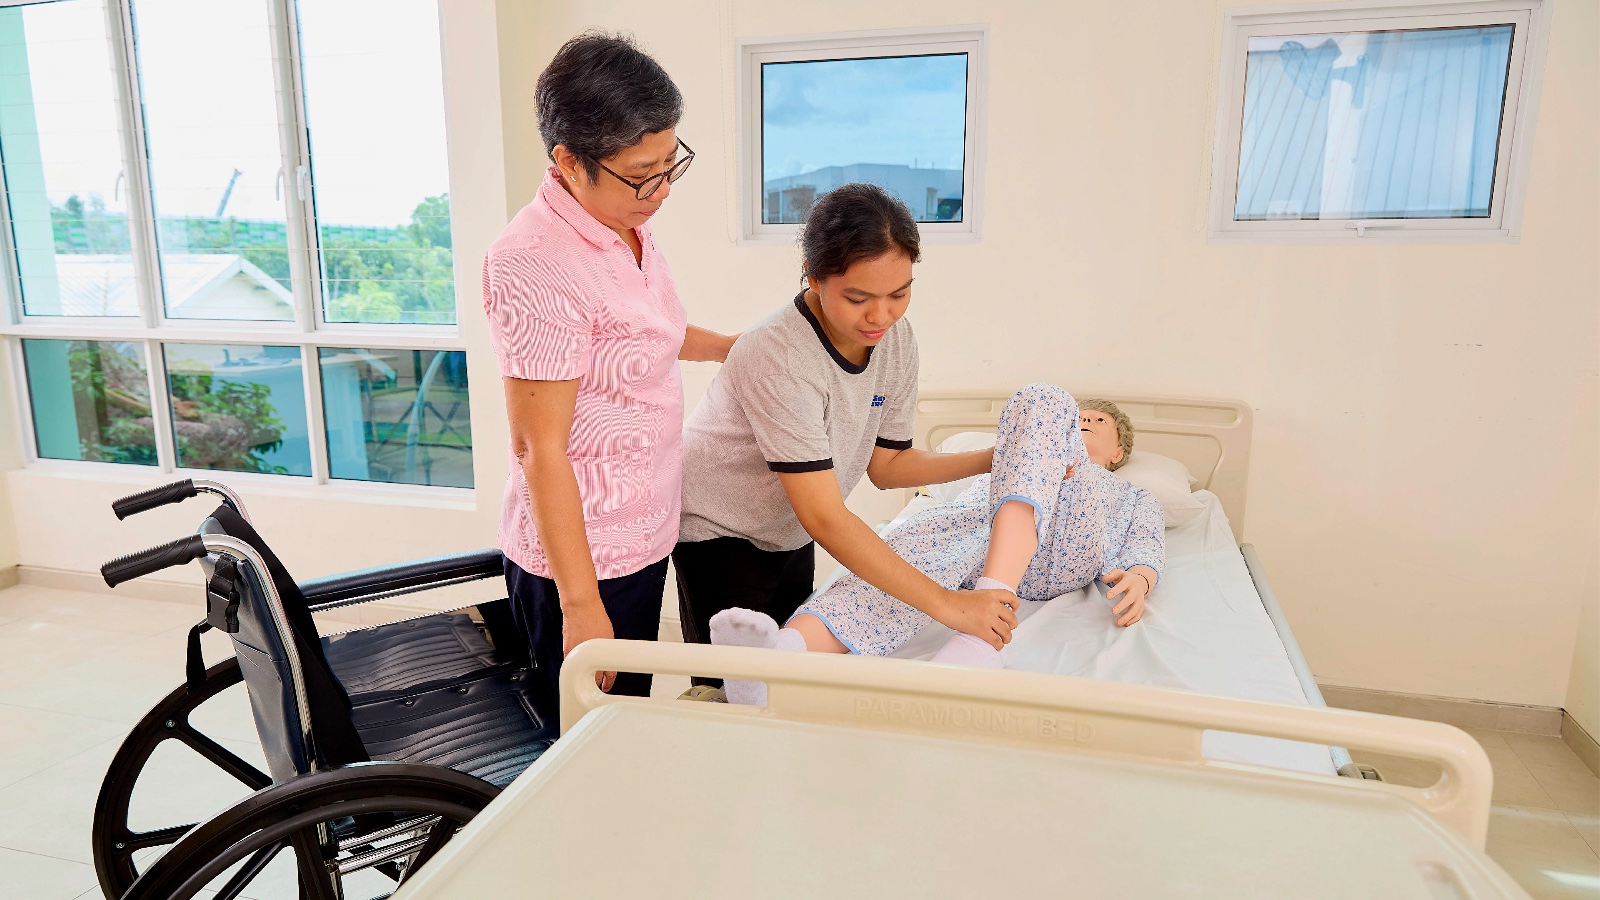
{"left": 199, "top": 504, "right": 369, "bottom": 782}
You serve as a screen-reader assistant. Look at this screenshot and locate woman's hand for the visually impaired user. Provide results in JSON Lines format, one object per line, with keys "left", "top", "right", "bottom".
{"left": 563, "top": 601, "right": 616, "bottom": 690}
{"left": 1103, "top": 567, "right": 1154, "bottom": 626}
{"left": 934, "top": 587, "right": 1019, "bottom": 649}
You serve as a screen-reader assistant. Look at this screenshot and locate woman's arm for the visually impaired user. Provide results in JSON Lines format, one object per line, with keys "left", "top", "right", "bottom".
{"left": 679, "top": 325, "right": 738, "bottom": 363}
{"left": 778, "top": 469, "right": 1018, "bottom": 648}
{"left": 502, "top": 376, "right": 616, "bottom": 689}
{"left": 865, "top": 445, "right": 993, "bottom": 490}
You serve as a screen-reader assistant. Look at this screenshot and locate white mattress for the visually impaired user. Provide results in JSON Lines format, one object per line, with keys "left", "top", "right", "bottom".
{"left": 874, "top": 490, "right": 1337, "bottom": 776}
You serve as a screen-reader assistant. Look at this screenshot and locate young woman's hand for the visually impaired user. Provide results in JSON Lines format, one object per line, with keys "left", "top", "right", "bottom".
{"left": 1103, "top": 568, "right": 1153, "bottom": 627}
{"left": 563, "top": 601, "right": 616, "bottom": 690}
{"left": 935, "top": 588, "right": 1019, "bottom": 649}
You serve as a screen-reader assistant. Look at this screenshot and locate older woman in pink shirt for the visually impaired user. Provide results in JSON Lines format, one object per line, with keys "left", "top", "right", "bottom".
{"left": 483, "top": 33, "right": 733, "bottom": 717}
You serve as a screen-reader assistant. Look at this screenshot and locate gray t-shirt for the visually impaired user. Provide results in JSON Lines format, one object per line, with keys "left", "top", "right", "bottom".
{"left": 680, "top": 293, "right": 919, "bottom": 552}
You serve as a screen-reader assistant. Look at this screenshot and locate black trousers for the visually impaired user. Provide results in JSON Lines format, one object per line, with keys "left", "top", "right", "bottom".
{"left": 672, "top": 537, "right": 815, "bottom": 687}
{"left": 504, "top": 556, "right": 668, "bottom": 724}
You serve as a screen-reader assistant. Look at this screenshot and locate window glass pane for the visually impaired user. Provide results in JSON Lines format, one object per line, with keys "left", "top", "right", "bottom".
{"left": 296, "top": 0, "right": 455, "bottom": 325}
{"left": 164, "top": 343, "right": 310, "bottom": 475}
{"left": 1235, "top": 25, "right": 1514, "bottom": 221}
{"left": 21, "top": 339, "right": 156, "bottom": 463}
{"left": 762, "top": 54, "right": 968, "bottom": 224}
{"left": 319, "top": 348, "right": 471, "bottom": 487}
{"left": 131, "top": 0, "right": 294, "bottom": 321}
{"left": 0, "top": 0, "right": 138, "bottom": 316}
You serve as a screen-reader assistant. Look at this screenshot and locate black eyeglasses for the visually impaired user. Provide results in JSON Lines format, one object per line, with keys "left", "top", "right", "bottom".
{"left": 596, "top": 139, "right": 694, "bottom": 200}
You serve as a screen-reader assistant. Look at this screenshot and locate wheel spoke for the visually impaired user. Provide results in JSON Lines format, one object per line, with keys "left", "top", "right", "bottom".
{"left": 214, "top": 841, "right": 283, "bottom": 900}
{"left": 175, "top": 725, "right": 271, "bottom": 790}
{"left": 291, "top": 827, "right": 342, "bottom": 900}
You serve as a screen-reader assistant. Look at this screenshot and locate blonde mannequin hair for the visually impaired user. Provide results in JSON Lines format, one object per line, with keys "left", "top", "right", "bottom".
{"left": 1080, "top": 398, "right": 1134, "bottom": 471}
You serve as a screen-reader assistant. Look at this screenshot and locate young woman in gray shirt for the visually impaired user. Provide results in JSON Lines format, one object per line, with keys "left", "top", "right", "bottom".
{"left": 675, "top": 184, "right": 1017, "bottom": 669}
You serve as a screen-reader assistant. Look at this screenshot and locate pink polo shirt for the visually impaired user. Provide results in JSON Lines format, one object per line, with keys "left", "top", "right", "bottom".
{"left": 483, "top": 166, "right": 688, "bottom": 580}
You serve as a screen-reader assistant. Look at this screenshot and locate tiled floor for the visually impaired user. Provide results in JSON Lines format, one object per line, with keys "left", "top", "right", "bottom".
{"left": 1351, "top": 730, "right": 1600, "bottom": 899}
{"left": 0, "top": 582, "right": 1595, "bottom": 898}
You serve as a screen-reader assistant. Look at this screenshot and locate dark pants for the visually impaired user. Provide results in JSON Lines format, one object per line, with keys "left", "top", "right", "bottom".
{"left": 504, "top": 556, "right": 668, "bottom": 724}
{"left": 672, "top": 537, "right": 815, "bottom": 687}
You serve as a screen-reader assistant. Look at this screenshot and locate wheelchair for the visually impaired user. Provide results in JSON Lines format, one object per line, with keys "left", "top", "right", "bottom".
{"left": 89, "top": 478, "right": 557, "bottom": 899}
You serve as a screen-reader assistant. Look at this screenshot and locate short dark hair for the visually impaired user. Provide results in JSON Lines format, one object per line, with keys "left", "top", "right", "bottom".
{"left": 799, "top": 183, "right": 922, "bottom": 282}
{"left": 536, "top": 32, "right": 683, "bottom": 181}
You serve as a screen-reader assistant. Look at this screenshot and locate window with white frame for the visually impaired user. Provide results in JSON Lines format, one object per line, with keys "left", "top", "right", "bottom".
{"left": 740, "top": 28, "right": 987, "bottom": 243}
{"left": 1208, "top": 0, "right": 1548, "bottom": 241}
{"left": 0, "top": 0, "right": 472, "bottom": 489}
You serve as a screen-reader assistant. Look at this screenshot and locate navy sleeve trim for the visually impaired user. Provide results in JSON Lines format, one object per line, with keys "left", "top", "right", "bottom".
{"left": 874, "top": 437, "right": 914, "bottom": 451}
{"left": 767, "top": 459, "right": 835, "bottom": 474}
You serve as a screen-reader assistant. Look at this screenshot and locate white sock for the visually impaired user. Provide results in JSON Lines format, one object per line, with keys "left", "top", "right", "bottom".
{"left": 974, "top": 575, "right": 1016, "bottom": 595}
{"left": 930, "top": 632, "right": 1004, "bottom": 668}
{"left": 709, "top": 608, "right": 805, "bottom": 706}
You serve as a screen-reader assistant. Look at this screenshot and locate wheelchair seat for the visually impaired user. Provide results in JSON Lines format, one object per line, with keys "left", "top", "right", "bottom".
{"left": 353, "top": 669, "right": 553, "bottom": 787}
{"left": 198, "top": 503, "right": 552, "bottom": 783}
{"left": 323, "top": 612, "right": 501, "bottom": 700}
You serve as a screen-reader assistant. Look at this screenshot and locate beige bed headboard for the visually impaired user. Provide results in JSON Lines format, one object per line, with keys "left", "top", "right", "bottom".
{"left": 914, "top": 390, "right": 1254, "bottom": 537}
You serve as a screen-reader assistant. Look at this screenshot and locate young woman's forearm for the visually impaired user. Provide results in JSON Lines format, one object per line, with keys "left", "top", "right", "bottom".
{"left": 868, "top": 447, "right": 993, "bottom": 490}
{"left": 801, "top": 506, "right": 950, "bottom": 616}
{"left": 521, "top": 454, "right": 603, "bottom": 611}
{"left": 679, "top": 324, "right": 737, "bottom": 362}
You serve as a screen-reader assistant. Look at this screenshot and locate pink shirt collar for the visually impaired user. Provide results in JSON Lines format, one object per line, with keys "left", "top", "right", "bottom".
{"left": 538, "top": 165, "right": 654, "bottom": 257}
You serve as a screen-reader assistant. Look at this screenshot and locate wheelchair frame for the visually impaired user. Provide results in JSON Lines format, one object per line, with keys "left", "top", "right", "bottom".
{"left": 91, "top": 478, "right": 549, "bottom": 900}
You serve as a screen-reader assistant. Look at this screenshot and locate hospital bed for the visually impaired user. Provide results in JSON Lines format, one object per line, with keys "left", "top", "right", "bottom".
{"left": 389, "top": 638, "right": 1527, "bottom": 898}
{"left": 860, "top": 389, "right": 1359, "bottom": 777}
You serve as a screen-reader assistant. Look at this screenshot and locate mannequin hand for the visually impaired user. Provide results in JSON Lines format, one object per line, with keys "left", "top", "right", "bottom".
{"left": 563, "top": 602, "right": 616, "bottom": 690}
{"left": 935, "top": 588, "right": 1018, "bottom": 649}
{"left": 1104, "top": 568, "right": 1151, "bottom": 627}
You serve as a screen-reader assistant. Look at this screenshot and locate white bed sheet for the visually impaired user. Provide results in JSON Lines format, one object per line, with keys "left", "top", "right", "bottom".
{"left": 874, "top": 490, "right": 1337, "bottom": 776}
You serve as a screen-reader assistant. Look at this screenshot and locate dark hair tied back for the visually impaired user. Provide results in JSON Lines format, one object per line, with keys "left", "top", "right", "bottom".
{"left": 536, "top": 32, "right": 683, "bottom": 181}
{"left": 800, "top": 183, "right": 922, "bottom": 282}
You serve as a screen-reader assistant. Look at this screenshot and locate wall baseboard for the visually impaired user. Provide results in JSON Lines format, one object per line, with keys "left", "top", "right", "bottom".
{"left": 0, "top": 565, "right": 17, "bottom": 590}
{"left": 1319, "top": 683, "right": 1563, "bottom": 736}
{"left": 19, "top": 564, "right": 200, "bottom": 606}
{"left": 1562, "top": 712, "right": 1600, "bottom": 777}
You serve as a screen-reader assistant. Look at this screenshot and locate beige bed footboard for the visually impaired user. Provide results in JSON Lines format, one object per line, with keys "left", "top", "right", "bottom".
{"left": 560, "top": 639, "right": 1494, "bottom": 847}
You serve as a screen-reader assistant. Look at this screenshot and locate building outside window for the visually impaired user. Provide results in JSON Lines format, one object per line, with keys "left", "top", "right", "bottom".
{"left": 0, "top": 0, "right": 473, "bottom": 490}
{"left": 741, "top": 28, "right": 987, "bottom": 242}
{"left": 1208, "top": 0, "right": 1549, "bottom": 241}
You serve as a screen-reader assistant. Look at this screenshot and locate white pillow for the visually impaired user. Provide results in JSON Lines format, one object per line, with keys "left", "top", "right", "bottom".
{"left": 927, "top": 432, "right": 1204, "bottom": 528}
{"left": 1115, "top": 450, "right": 1206, "bottom": 527}
{"left": 928, "top": 431, "right": 996, "bottom": 502}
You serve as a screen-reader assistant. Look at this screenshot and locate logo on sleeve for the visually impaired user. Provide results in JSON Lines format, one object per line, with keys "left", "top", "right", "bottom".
{"left": 871, "top": 395, "right": 886, "bottom": 407}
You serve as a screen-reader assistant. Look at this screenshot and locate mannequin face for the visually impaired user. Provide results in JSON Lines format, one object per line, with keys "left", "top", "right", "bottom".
{"left": 1080, "top": 407, "right": 1124, "bottom": 468}
{"left": 804, "top": 250, "right": 914, "bottom": 364}
{"left": 551, "top": 129, "right": 680, "bottom": 234}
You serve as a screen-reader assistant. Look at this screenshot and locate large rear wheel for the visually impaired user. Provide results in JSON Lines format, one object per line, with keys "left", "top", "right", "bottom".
{"left": 93, "top": 657, "right": 272, "bottom": 898}
{"left": 122, "top": 762, "right": 500, "bottom": 900}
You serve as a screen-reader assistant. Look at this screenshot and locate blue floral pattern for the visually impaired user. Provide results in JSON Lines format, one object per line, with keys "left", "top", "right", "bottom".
{"left": 793, "top": 383, "right": 1165, "bottom": 656}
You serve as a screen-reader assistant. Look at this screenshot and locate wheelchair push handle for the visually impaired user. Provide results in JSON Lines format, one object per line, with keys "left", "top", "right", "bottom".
{"left": 102, "top": 534, "right": 209, "bottom": 587}
{"left": 112, "top": 479, "right": 197, "bottom": 520}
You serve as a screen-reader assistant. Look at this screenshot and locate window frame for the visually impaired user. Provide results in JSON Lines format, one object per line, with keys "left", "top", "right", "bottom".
{"left": 0, "top": 0, "right": 470, "bottom": 497}
{"left": 1206, "top": 0, "right": 1550, "bottom": 243}
{"left": 737, "top": 25, "right": 989, "bottom": 245}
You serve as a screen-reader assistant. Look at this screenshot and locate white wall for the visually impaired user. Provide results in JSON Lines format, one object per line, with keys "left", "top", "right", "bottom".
{"left": 0, "top": 0, "right": 1593, "bottom": 713}
{"left": 493, "top": 0, "right": 1599, "bottom": 708}
{"left": 1568, "top": 520, "right": 1599, "bottom": 739}
{"left": 0, "top": 344, "right": 21, "bottom": 572}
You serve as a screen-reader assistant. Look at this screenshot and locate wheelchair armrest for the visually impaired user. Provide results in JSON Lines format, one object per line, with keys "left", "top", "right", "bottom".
{"left": 300, "top": 549, "right": 505, "bottom": 610}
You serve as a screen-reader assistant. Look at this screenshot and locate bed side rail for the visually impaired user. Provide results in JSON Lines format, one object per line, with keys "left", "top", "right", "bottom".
{"left": 561, "top": 640, "right": 1494, "bottom": 848}
{"left": 1239, "top": 543, "right": 1356, "bottom": 774}
{"left": 298, "top": 549, "right": 505, "bottom": 612}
